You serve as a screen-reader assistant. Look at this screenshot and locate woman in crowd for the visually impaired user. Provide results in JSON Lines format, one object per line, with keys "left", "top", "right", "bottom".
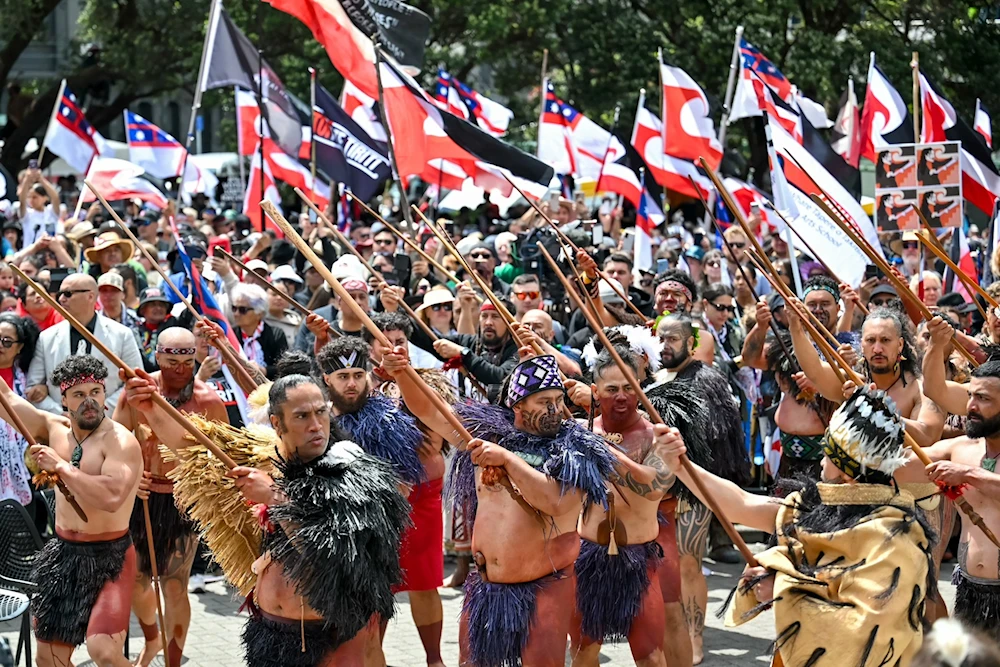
{"left": 416, "top": 286, "right": 457, "bottom": 337}
{"left": 15, "top": 279, "right": 61, "bottom": 331}
{"left": 231, "top": 282, "right": 288, "bottom": 380}
{"left": 0, "top": 313, "right": 40, "bottom": 514}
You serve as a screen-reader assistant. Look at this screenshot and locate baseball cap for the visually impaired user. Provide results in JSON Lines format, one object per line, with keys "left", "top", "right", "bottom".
{"left": 270, "top": 264, "right": 303, "bottom": 285}
{"left": 245, "top": 259, "right": 269, "bottom": 275}
{"left": 869, "top": 284, "right": 899, "bottom": 301}
{"left": 97, "top": 272, "right": 124, "bottom": 292}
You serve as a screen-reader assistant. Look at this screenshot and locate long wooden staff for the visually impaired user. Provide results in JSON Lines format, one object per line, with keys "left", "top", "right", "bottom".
{"left": 11, "top": 266, "right": 238, "bottom": 469}
{"left": 751, "top": 258, "right": 1000, "bottom": 550}
{"left": 130, "top": 401, "right": 171, "bottom": 667}
{"left": 83, "top": 180, "right": 259, "bottom": 392}
{"left": 0, "top": 377, "right": 87, "bottom": 522}
{"left": 760, "top": 202, "right": 870, "bottom": 317}
{"left": 293, "top": 196, "right": 489, "bottom": 398}
{"left": 214, "top": 248, "right": 341, "bottom": 339}
{"left": 260, "top": 202, "right": 489, "bottom": 458}
{"left": 343, "top": 192, "right": 463, "bottom": 284}
{"left": 913, "top": 207, "right": 996, "bottom": 313}
{"left": 686, "top": 175, "right": 802, "bottom": 370}
{"left": 538, "top": 243, "right": 758, "bottom": 566}
{"left": 502, "top": 175, "right": 647, "bottom": 321}
{"left": 809, "top": 194, "right": 980, "bottom": 368}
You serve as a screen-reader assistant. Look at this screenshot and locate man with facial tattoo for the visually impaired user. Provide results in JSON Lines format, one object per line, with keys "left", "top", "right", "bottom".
{"left": 381, "top": 350, "right": 615, "bottom": 667}
{"left": 112, "top": 327, "right": 229, "bottom": 667}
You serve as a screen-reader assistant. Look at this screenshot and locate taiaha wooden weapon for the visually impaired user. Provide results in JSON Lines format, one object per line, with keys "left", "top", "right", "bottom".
{"left": 809, "top": 193, "right": 981, "bottom": 368}
{"left": 538, "top": 243, "right": 759, "bottom": 566}
{"left": 84, "top": 180, "right": 259, "bottom": 392}
{"left": 750, "top": 256, "right": 1000, "bottom": 551}
{"left": 11, "top": 266, "right": 239, "bottom": 469}
{"left": 260, "top": 202, "right": 496, "bottom": 462}
{"left": 502, "top": 174, "right": 648, "bottom": 322}
{"left": 343, "top": 192, "right": 464, "bottom": 285}
{"left": 214, "top": 248, "right": 341, "bottom": 340}
{"left": 913, "top": 206, "right": 996, "bottom": 317}
{"left": 292, "top": 193, "right": 489, "bottom": 398}
{"left": 686, "top": 174, "right": 802, "bottom": 371}
{"left": 0, "top": 377, "right": 87, "bottom": 522}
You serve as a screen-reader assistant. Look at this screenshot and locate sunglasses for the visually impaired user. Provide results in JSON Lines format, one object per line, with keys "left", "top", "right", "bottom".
{"left": 710, "top": 302, "right": 736, "bottom": 313}
{"left": 232, "top": 305, "right": 255, "bottom": 315}
{"left": 513, "top": 291, "right": 540, "bottom": 301}
{"left": 0, "top": 337, "right": 20, "bottom": 349}
{"left": 469, "top": 253, "right": 492, "bottom": 260}
{"left": 430, "top": 303, "right": 453, "bottom": 312}
{"left": 706, "top": 260, "right": 721, "bottom": 268}
{"left": 374, "top": 238, "right": 395, "bottom": 246}
{"left": 57, "top": 289, "right": 91, "bottom": 300}
{"left": 138, "top": 218, "right": 156, "bottom": 227}
{"left": 901, "top": 241, "right": 919, "bottom": 249}
{"left": 729, "top": 241, "right": 747, "bottom": 249}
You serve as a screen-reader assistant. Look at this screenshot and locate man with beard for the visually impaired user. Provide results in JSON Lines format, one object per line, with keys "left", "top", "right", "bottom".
{"left": 0, "top": 355, "right": 142, "bottom": 667}
{"left": 433, "top": 301, "right": 519, "bottom": 400}
{"left": 648, "top": 314, "right": 749, "bottom": 665}
{"left": 381, "top": 351, "right": 615, "bottom": 667}
{"left": 570, "top": 349, "right": 689, "bottom": 667}
{"left": 124, "top": 372, "right": 409, "bottom": 666}
{"left": 741, "top": 279, "right": 851, "bottom": 487}
{"left": 896, "top": 356, "right": 1000, "bottom": 643}
{"left": 112, "top": 327, "right": 229, "bottom": 667}
{"left": 658, "top": 386, "right": 936, "bottom": 666}
{"left": 363, "top": 312, "right": 456, "bottom": 667}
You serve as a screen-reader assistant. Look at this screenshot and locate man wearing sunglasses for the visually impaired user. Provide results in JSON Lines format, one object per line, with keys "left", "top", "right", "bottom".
{"left": 26, "top": 273, "right": 143, "bottom": 414}
{"left": 372, "top": 226, "right": 398, "bottom": 255}
{"left": 462, "top": 243, "right": 509, "bottom": 297}
{"left": 510, "top": 274, "right": 567, "bottom": 344}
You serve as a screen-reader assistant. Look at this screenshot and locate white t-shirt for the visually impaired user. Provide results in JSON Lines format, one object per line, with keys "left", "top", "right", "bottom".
{"left": 20, "top": 205, "right": 62, "bottom": 248}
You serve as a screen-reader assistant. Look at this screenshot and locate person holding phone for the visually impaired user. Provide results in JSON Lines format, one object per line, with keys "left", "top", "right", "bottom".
{"left": 17, "top": 166, "right": 62, "bottom": 249}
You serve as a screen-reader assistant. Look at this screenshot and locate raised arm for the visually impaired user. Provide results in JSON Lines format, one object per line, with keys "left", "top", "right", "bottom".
{"left": 786, "top": 298, "right": 845, "bottom": 402}
{"left": 382, "top": 347, "right": 463, "bottom": 446}
{"left": 470, "top": 437, "right": 583, "bottom": 516}
{"left": 740, "top": 301, "right": 771, "bottom": 370}
{"left": 922, "top": 317, "right": 970, "bottom": 416}
{"left": 656, "top": 424, "right": 780, "bottom": 533}
{"left": 50, "top": 426, "right": 142, "bottom": 513}
{"left": 902, "top": 386, "right": 946, "bottom": 449}
{"left": 610, "top": 442, "right": 675, "bottom": 501}
{"left": 121, "top": 369, "right": 195, "bottom": 451}
{"left": 0, "top": 375, "right": 62, "bottom": 443}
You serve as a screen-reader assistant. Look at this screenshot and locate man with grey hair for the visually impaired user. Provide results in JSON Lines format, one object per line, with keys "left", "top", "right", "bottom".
{"left": 230, "top": 283, "right": 287, "bottom": 379}
{"left": 26, "top": 273, "right": 144, "bottom": 414}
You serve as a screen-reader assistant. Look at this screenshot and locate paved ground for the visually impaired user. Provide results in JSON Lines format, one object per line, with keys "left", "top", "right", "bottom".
{"left": 0, "top": 549, "right": 958, "bottom": 666}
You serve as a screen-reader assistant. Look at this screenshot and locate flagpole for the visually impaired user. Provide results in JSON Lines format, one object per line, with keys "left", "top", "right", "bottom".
{"left": 593, "top": 105, "right": 620, "bottom": 200}
{"left": 176, "top": 0, "right": 221, "bottom": 206}
{"left": 658, "top": 47, "right": 667, "bottom": 159}
{"left": 257, "top": 46, "right": 266, "bottom": 231}
{"left": 37, "top": 78, "right": 67, "bottom": 167}
{"left": 717, "top": 25, "right": 743, "bottom": 147}
{"left": 911, "top": 51, "right": 920, "bottom": 141}
{"left": 235, "top": 87, "right": 247, "bottom": 191}
{"left": 372, "top": 40, "right": 416, "bottom": 231}
{"left": 309, "top": 67, "right": 317, "bottom": 197}
{"left": 536, "top": 49, "right": 548, "bottom": 157}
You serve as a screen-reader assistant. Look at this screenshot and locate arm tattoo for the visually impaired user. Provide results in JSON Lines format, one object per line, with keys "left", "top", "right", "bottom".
{"left": 615, "top": 450, "right": 676, "bottom": 498}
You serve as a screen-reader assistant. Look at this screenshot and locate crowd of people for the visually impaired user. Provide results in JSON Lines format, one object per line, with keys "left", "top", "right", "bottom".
{"left": 1, "top": 162, "right": 999, "bottom": 667}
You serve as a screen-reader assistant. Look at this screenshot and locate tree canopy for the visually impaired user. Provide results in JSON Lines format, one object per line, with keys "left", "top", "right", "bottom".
{"left": 2, "top": 0, "right": 998, "bottom": 182}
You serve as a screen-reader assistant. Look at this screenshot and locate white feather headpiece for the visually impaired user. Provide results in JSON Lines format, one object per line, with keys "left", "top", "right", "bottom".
{"left": 582, "top": 325, "right": 663, "bottom": 374}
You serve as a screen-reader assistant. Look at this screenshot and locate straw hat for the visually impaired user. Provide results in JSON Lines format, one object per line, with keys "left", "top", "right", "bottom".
{"left": 66, "top": 221, "right": 99, "bottom": 242}
{"left": 84, "top": 232, "right": 134, "bottom": 264}
{"left": 889, "top": 231, "right": 920, "bottom": 257}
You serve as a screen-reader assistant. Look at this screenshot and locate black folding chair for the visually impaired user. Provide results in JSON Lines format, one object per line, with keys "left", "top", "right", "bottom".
{"left": 0, "top": 500, "right": 43, "bottom": 667}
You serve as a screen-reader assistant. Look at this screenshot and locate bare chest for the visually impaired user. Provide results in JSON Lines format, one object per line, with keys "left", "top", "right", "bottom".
{"left": 50, "top": 430, "right": 106, "bottom": 476}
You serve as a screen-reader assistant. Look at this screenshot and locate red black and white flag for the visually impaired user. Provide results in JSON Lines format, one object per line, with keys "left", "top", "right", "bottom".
{"left": 658, "top": 54, "right": 723, "bottom": 169}
{"left": 975, "top": 98, "right": 993, "bottom": 149}
{"left": 920, "top": 72, "right": 1000, "bottom": 217}
{"left": 859, "top": 53, "right": 914, "bottom": 162}
{"left": 630, "top": 92, "right": 711, "bottom": 200}
{"left": 831, "top": 78, "right": 862, "bottom": 168}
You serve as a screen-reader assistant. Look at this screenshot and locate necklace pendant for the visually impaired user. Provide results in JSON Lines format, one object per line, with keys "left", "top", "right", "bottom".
{"left": 604, "top": 433, "right": 623, "bottom": 446}
{"left": 983, "top": 457, "right": 997, "bottom": 473}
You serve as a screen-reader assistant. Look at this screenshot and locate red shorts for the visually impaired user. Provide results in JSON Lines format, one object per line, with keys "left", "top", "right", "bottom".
{"left": 395, "top": 477, "right": 444, "bottom": 592}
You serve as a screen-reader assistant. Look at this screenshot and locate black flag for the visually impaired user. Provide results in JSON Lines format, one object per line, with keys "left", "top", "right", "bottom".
{"left": 198, "top": 4, "right": 304, "bottom": 158}
{"left": 313, "top": 85, "right": 391, "bottom": 202}
{"left": 339, "top": 0, "right": 430, "bottom": 72}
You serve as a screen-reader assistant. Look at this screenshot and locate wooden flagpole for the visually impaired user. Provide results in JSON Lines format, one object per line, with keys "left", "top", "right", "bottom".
{"left": 10, "top": 266, "right": 238, "bottom": 469}
{"left": 37, "top": 78, "right": 67, "bottom": 166}
{"left": 911, "top": 52, "right": 921, "bottom": 142}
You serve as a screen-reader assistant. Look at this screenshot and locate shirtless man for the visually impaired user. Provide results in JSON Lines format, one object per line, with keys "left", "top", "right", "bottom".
{"left": 0, "top": 355, "right": 142, "bottom": 667}
{"left": 383, "top": 351, "right": 614, "bottom": 667}
{"left": 570, "top": 350, "right": 677, "bottom": 667}
{"left": 125, "top": 372, "right": 408, "bottom": 666}
{"left": 112, "top": 328, "right": 229, "bottom": 667}
{"left": 741, "top": 277, "right": 855, "bottom": 485}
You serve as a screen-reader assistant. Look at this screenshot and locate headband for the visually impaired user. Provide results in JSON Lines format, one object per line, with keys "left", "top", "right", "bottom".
{"left": 156, "top": 346, "right": 196, "bottom": 355}
{"left": 804, "top": 284, "right": 839, "bottom": 301}
{"left": 320, "top": 349, "right": 371, "bottom": 374}
{"left": 341, "top": 278, "right": 370, "bottom": 293}
{"left": 656, "top": 280, "right": 692, "bottom": 301}
{"left": 60, "top": 375, "right": 106, "bottom": 394}
{"left": 480, "top": 302, "right": 497, "bottom": 313}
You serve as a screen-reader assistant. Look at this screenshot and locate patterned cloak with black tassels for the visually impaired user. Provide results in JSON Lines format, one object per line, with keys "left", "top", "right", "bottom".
{"left": 447, "top": 403, "right": 615, "bottom": 532}
{"left": 726, "top": 479, "right": 936, "bottom": 666}
{"left": 645, "top": 360, "right": 750, "bottom": 494}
